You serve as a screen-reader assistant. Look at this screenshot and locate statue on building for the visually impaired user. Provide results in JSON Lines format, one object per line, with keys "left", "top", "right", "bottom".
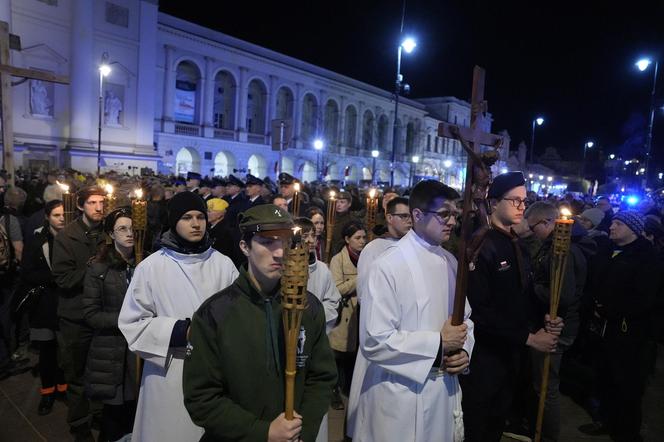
{"left": 105, "top": 90, "right": 123, "bottom": 126}
{"left": 30, "top": 80, "right": 52, "bottom": 116}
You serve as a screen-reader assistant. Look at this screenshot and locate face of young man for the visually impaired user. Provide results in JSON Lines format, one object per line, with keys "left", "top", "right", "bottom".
{"left": 243, "top": 234, "right": 290, "bottom": 284}
{"left": 335, "top": 198, "right": 351, "bottom": 214}
{"left": 227, "top": 185, "right": 241, "bottom": 197}
{"left": 412, "top": 197, "right": 458, "bottom": 246}
{"left": 386, "top": 203, "right": 412, "bottom": 238}
{"left": 273, "top": 197, "right": 288, "bottom": 212}
{"left": 245, "top": 184, "right": 262, "bottom": 198}
{"left": 47, "top": 205, "right": 65, "bottom": 232}
{"left": 609, "top": 219, "right": 637, "bottom": 246}
{"left": 311, "top": 214, "right": 325, "bottom": 236}
{"left": 186, "top": 178, "right": 200, "bottom": 189}
{"left": 80, "top": 195, "right": 105, "bottom": 223}
{"left": 212, "top": 186, "right": 226, "bottom": 198}
{"left": 492, "top": 186, "right": 527, "bottom": 228}
{"left": 280, "top": 184, "right": 295, "bottom": 199}
{"left": 176, "top": 210, "right": 207, "bottom": 242}
{"left": 528, "top": 216, "right": 555, "bottom": 240}
{"left": 207, "top": 209, "right": 224, "bottom": 225}
{"left": 300, "top": 228, "right": 317, "bottom": 254}
{"left": 111, "top": 217, "right": 134, "bottom": 249}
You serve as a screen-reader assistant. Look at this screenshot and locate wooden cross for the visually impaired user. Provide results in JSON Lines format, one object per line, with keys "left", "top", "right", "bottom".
{"left": 0, "top": 21, "right": 70, "bottom": 186}
{"left": 438, "top": 66, "right": 506, "bottom": 326}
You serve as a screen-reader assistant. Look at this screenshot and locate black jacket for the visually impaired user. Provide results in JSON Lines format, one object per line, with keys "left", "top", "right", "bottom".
{"left": 467, "top": 227, "right": 533, "bottom": 348}
{"left": 82, "top": 248, "right": 136, "bottom": 400}
{"left": 52, "top": 218, "right": 105, "bottom": 321}
{"left": 20, "top": 226, "right": 58, "bottom": 330}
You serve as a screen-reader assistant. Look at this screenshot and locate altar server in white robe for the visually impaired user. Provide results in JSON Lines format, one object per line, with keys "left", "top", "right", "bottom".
{"left": 296, "top": 216, "right": 341, "bottom": 442}
{"left": 347, "top": 180, "right": 475, "bottom": 442}
{"left": 119, "top": 192, "right": 238, "bottom": 442}
{"left": 356, "top": 196, "right": 412, "bottom": 302}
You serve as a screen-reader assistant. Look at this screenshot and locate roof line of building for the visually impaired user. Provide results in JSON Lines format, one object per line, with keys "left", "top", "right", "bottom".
{"left": 157, "top": 13, "right": 428, "bottom": 112}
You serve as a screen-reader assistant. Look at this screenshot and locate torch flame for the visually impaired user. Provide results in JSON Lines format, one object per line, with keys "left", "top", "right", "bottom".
{"left": 134, "top": 188, "right": 143, "bottom": 199}
{"left": 294, "top": 182, "right": 301, "bottom": 192}
{"left": 329, "top": 190, "right": 336, "bottom": 199}
{"left": 369, "top": 188, "right": 377, "bottom": 199}
{"left": 560, "top": 208, "right": 572, "bottom": 220}
{"left": 56, "top": 180, "right": 69, "bottom": 193}
{"left": 105, "top": 184, "right": 114, "bottom": 195}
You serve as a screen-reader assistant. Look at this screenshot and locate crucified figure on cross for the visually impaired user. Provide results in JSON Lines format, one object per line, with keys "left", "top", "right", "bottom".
{"left": 438, "top": 66, "right": 507, "bottom": 327}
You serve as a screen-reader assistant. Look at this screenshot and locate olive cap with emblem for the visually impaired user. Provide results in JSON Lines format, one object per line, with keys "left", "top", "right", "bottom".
{"left": 238, "top": 204, "right": 294, "bottom": 237}
{"left": 227, "top": 174, "right": 246, "bottom": 188}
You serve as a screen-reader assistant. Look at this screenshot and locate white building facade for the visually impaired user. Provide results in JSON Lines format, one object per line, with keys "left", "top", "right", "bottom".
{"left": 2, "top": 0, "right": 507, "bottom": 187}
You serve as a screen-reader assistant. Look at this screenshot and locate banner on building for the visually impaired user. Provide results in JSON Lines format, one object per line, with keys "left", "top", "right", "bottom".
{"left": 174, "top": 80, "right": 196, "bottom": 123}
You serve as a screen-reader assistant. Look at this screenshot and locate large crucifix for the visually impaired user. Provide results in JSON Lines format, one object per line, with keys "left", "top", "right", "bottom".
{"left": 0, "top": 20, "right": 70, "bottom": 186}
{"left": 438, "top": 66, "right": 506, "bottom": 326}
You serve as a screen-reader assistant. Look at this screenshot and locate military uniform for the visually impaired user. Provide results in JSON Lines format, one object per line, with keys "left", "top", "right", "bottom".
{"left": 183, "top": 204, "right": 337, "bottom": 442}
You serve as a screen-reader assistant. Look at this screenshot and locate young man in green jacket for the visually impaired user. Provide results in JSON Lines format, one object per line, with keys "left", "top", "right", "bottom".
{"left": 183, "top": 204, "right": 337, "bottom": 442}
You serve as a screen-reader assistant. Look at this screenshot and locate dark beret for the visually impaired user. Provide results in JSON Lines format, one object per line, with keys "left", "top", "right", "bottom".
{"left": 488, "top": 171, "right": 526, "bottom": 199}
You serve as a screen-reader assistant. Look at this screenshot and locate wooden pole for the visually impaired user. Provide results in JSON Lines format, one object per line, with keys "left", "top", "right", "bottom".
{"left": 0, "top": 22, "right": 14, "bottom": 186}
{"left": 534, "top": 213, "right": 573, "bottom": 442}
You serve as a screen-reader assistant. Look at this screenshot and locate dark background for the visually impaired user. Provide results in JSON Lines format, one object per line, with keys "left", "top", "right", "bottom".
{"left": 160, "top": 0, "right": 664, "bottom": 172}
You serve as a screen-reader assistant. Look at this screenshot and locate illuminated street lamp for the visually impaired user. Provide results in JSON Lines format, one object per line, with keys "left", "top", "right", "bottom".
{"left": 635, "top": 57, "right": 659, "bottom": 185}
{"left": 97, "top": 52, "right": 112, "bottom": 177}
{"left": 409, "top": 155, "right": 419, "bottom": 187}
{"left": 314, "top": 139, "right": 324, "bottom": 181}
{"left": 530, "top": 116, "right": 544, "bottom": 164}
{"left": 371, "top": 150, "right": 379, "bottom": 184}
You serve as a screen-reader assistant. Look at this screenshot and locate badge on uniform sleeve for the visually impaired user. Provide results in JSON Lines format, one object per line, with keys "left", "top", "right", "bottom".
{"left": 498, "top": 260, "right": 511, "bottom": 271}
{"left": 296, "top": 326, "right": 308, "bottom": 368}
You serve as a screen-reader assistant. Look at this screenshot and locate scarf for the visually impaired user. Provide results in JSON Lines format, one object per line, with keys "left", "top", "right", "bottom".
{"left": 347, "top": 244, "right": 361, "bottom": 267}
{"left": 159, "top": 229, "right": 212, "bottom": 255}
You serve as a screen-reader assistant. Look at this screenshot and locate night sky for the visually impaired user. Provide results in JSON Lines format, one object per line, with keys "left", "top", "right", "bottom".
{"left": 159, "top": 0, "right": 664, "bottom": 171}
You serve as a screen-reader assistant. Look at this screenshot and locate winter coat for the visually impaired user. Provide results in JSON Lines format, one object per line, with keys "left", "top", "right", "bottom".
{"left": 328, "top": 246, "right": 359, "bottom": 352}
{"left": 20, "top": 226, "right": 58, "bottom": 331}
{"left": 52, "top": 218, "right": 105, "bottom": 321}
{"left": 82, "top": 248, "right": 136, "bottom": 401}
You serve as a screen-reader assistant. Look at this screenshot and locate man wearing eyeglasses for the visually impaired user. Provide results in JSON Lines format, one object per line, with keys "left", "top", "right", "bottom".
{"left": 356, "top": 196, "right": 412, "bottom": 303}
{"left": 524, "top": 201, "right": 595, "bottom": 441}
{"left": 347, "top": 180, "right": 473, "bottom": 442}
{"left": 460, "top": 172, "right": 561, "bottom": 442}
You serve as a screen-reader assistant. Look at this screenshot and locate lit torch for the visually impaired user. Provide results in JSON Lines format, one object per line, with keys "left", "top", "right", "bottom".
{"left": 57, "top": 181, "right": 77, "bottom": 226}
{"left": 365, "top": 188, "right": 378, "bottom": 242}
{"left": 104, "top": 184, "right": 116, "bottom": 216}
{"left": 534, "top": 207, "right": 574, "bottom": 442}
{"left": 131, "top": 188, "right": 147, "bottom": 264}
{"left": 281, "top": 226, "right": 309, "bottom": 420}
{"left": 325, "top": 190, "right": 336, "bottom": 263}
{"left": 292, "top": 182, "right": 301, "bottom": 216}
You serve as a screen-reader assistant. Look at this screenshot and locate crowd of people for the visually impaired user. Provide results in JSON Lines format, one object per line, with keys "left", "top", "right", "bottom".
{"left": 0, "top": 166, "right": 662, "bottom": 442}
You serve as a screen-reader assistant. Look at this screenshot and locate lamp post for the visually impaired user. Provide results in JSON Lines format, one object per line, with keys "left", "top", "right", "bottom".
{"left": 97, "top": 53, "right": 112, "bottom": 177}
{"left": 314, "top": 139, "right": 324, "bottom": 181}
{"left": 371, "top": 150, "right": 379, "bottom": 185}
{"left": 409, "top": 155, "right": 419, "bottom": 187}
{"left": 636, "top": 58, "right": 659, "bottom": 186}
{"left": 582, "top": 141, "right": 594, "bottom": 178}
{"left": 530, "top": 116, "right": 544, "bottom": 164}
{"left": 390, "top": 34, "right": 417, "bottom": 187}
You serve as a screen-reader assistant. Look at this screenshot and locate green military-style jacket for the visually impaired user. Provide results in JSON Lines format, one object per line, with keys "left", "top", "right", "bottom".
{"left": 183, "top": 266, "right": 337, "bottom": 442}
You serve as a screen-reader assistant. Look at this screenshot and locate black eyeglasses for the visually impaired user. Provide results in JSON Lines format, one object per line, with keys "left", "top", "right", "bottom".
{"left": 502, "top": 197, "right": 527, "bottom": 209}
{"left": 389, "top": 213, "right": 412, "bottom": 220}
{"left": 423, "top": 210, "right": 458, "bottom": 223}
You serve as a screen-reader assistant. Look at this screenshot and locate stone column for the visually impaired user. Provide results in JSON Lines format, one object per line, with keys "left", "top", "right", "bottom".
{"left": 355, "top": 101, "right": 365, "bottom": 151}
{"left": 69, "top": 0, "right": 94, "bottom": 145}
{"left": 293, "top": 83, "right": 302, "bottom": 148}
{"left": 337, "top": 96, "right": 346, "bottom": 153}
{"left": 266, "top": 75, "right": 278, "bottom": 139}
{"left": 235, "top": 67, "right": 248, "bottom": 142}
{"left": 203, "top": 56, "right": 216, "bottom": 137}
{"left": 135, "top": 0, "right": 158, "bottom": 151}
{"left": 162, "top": 44, "right": 176, "bottom": 133}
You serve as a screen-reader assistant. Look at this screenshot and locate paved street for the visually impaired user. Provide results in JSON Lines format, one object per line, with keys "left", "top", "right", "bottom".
{"left": 2, "top": 346, "right": 663, "bottom": 441}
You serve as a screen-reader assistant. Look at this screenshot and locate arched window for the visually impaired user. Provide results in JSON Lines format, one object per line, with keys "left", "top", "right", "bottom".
{"left": 175, "top": 61, "right": 201, "bottom": 124}
{"left": 175, "top": 147, "right": 200, "bottom": 175}
{"left": 213, "top": 71, "right": 236, "bottom": 130}
{"left": 275, "top": 87, "right": 294, "bottom": 120}
{"left": 406, "top": 122, "right": 416, "bottom": 154}
{"left": 344, "top": 105, "right": 357, "bottom": 148}
{"left": 323, "top": 100, "right": 339, "bottom": 148}
{"left": 248, "top": 154, "right": 267, "bottom": 177}
{"left": 247, "top": 79, "right": 267, "bottom": 134}
{"left": 377, "top": 114, "right": 389, "bottom": 151}
{"left": 213, "top": 151, "right": 233, "bottom": 176}
{"left": 300, "top": 93, "right": 318, "bottom": 144}
{"left": 302, "top": 161, "right": 316, "bottom": 183}
{"left": 362, "top": 110, "right": 375, "bottom": 150}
